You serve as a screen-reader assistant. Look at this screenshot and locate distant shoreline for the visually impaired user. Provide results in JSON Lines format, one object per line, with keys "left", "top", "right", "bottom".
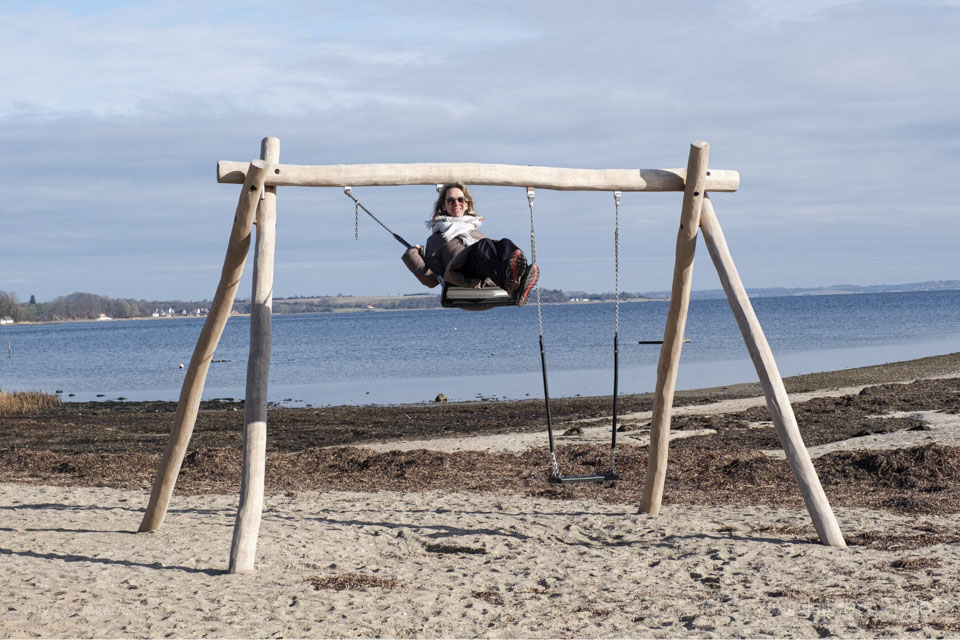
{"left": 4, "top": 285, "right": 959, "bottom": 327}
{"left": 0, "top": 314, "right": 206, "bottom": 327}
{"left": 1, "top": 296, "right": 665, "bottom": 326}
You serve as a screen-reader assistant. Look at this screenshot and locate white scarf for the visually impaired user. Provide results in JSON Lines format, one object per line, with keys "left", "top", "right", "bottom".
{"left": 429, "top": 215, "right": 482, "bottom": 247}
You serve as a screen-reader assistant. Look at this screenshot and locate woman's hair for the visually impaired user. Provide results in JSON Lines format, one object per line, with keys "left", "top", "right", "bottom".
{"left": 432, "top": 182, "right": 479, "bottom": 219}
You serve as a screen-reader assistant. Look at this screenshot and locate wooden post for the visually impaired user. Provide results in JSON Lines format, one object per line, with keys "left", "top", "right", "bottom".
{"left": 699, "top": 197, "right": 846, "bottom": 548}
{"left": 139, "top": 159, "right": 269, "bottom": 533}
{"left": 640, "top": 142, "right": 710, "bottom": 515}
{"left": 229, "top": 138, "right": 279, "bottom": 573}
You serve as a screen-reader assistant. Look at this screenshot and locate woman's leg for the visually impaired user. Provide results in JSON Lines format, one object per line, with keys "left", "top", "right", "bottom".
{"left": 461, "top": 238, "right": 523, "bottom": 289}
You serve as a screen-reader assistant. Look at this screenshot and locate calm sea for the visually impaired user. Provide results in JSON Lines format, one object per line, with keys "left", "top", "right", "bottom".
{"left": 2, "top": 290, "right": 959, "bottom": 406}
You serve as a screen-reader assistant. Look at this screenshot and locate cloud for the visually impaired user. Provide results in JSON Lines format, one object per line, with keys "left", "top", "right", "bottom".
{"left": 1, "top": 1, "right": 959, "bottom": 301}
{"left": 0, "top": 1, "right": 536, "bottom": 120}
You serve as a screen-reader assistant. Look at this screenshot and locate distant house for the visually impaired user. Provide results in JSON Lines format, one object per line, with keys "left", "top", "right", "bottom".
{"left": 0, "top": 317, "right": 13, "bottom": 325}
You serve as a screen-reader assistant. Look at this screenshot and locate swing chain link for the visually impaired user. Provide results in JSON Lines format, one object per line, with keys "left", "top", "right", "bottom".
{"left": 550, "top": 450, "right": 561, "bottom": 480}
{"left": 527, "top": 187, "right": 536, "bottom": 263}
{"left": 614, "top": 190, "right": 621, "bottom": 336}
{"left": 527, "top": 188, "right": 544, "bottom": 338}
{"left": 611, "top": 190, "right": 622, "bottom": 479}
{"left": 344, "top": 185, "right": 410, "bottom": 246}
{"left": 344, "top": 186, "right": 360, "bottom": 240}
{"left": 529, "top": 187, "right": 560, "bottom": 480}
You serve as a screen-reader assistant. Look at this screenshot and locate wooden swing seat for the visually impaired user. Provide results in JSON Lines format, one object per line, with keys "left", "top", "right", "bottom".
{"left": 441, "top": 284, "right": 515, "bottom": 310}
{"left": 549, "top": 472, "right": 620, "bottom": 484}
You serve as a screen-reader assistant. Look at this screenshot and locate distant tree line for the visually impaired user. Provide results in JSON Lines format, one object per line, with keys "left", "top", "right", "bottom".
{"left": 0, "top": 291, "right": 25, "bottom": 321}
{"left": 553, "top": 289, "right": 656, "bottom": 302}
{"left": 0, "top": 291, "right": 210, "bottom": 322}
{"left": 0, "top": 287, "right": 667, "bottom": 323}
{"left": 264, "top": 289, "right": 588, "bottom": 312}
{"left": 376, "top": 295, "right": 442, "bottom": 310}
{"left": 6, "top": 280, "right": 959, "bottom": 324}
{"left": 249, "top": 294, "right": 444, "bottom": 314}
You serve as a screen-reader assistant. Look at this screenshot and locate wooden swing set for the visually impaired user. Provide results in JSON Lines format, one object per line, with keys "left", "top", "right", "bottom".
{"left": 138, "top": 137, "right": 846, "bottom": 574}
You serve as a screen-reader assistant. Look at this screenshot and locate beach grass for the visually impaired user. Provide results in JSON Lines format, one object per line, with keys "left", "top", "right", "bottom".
{"left": 0, "top": 389, "right": 61, "bottom": 414}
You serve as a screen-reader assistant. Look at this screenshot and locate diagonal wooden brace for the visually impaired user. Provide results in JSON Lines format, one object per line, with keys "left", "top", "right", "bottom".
{"left": 699, "top": 197, "right": 846, "bottom": 548}
{"left": 139, "top": 158, "right": 268, "bottom": 533}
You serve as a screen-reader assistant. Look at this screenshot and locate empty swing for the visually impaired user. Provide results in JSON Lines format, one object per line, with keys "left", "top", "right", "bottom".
{"left": 344, "top": 186, "right": 517, "bottom": 310}
{"left": 529, "top": 188, "right": 621, "bottom": 484}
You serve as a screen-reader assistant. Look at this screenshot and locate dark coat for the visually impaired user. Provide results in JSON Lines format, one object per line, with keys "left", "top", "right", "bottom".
{"left": 401, "top": 229, "right": 495, "bottom": 288}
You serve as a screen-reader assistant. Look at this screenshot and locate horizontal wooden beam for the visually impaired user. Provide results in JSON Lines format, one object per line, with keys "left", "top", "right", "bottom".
{"left": 217, "top": 161, "right": 739, "bottom": 192}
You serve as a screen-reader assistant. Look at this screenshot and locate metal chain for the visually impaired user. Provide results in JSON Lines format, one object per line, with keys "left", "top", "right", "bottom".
{"left": 528, "top": 187, "right": 560, "bottom": 478}
{"left": 343, "top": 187, "right": 393, "bottom": 240}
{"left": 614, "top": 191, "right": 621, "bottom": 334}
{"left": 345, "top": 186, "right": 399, "bottom": 236}
{"left": 343, "top": 186, "right": 413, "bottom": 250}
{"left": 527, "top": 188, "right": 544, "bottom": 338}
{"left": 610, "top": 191, "right": 623, "bottom": 478}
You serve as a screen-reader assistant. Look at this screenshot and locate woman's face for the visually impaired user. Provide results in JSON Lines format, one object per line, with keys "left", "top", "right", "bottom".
{"left": 443, "top": 187, "right": 467, "bottom": 218}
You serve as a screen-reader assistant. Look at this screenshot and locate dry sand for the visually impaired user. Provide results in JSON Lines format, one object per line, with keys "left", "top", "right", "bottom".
{"left": 3, "top": 484, "right": 958, "bottom": 639}
{"left": 3, "top": 359, "right": 960, "bottom": 638}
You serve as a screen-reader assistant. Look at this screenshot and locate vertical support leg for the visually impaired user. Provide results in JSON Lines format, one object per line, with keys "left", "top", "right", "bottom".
{"left": 699, "top": 198, "right": 846, "bottom": 547}
{"left": 139, "top": 159, "right": 269, "bottom": 533}
{"left": 641, "top": 142, "right": 710, "bottom": 515}
{"left": 230, "top": 137, "right": 279, "bottom": 573}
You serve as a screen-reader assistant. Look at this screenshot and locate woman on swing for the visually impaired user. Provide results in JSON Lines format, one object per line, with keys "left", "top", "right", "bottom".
{"left": 402, "top": 182, "right": 539, "bottom": 305}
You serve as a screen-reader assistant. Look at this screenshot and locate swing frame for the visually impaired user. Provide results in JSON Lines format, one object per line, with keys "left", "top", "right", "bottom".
{"left": 138, "top": 138, "right": 846, "bottom": 575}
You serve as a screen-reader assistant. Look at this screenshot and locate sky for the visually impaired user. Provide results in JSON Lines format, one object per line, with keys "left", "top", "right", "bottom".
{"left": 2, "top": 0, "right": 959, "bottom": 302}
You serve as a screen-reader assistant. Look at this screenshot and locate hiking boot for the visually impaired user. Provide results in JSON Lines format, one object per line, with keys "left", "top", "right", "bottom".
{"left": 505, "top": 249, "right": 526, "bottom": 295}
{"left": 513, "top": 263, "right": 539, "bottom": 306}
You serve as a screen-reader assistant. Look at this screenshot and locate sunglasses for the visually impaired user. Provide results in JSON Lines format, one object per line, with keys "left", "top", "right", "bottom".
{"left": 445, "top": 196, "right": 467, "bottom": 205}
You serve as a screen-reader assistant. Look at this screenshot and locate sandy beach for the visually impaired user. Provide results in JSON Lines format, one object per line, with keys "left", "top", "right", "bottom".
{"left": 2, "top": 353, "right": 960, "bottom": 638}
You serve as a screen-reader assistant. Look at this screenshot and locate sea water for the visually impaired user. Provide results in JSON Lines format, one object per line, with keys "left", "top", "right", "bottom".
{"left": 1, "top": 290, "right": 959, "bottom": 406}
